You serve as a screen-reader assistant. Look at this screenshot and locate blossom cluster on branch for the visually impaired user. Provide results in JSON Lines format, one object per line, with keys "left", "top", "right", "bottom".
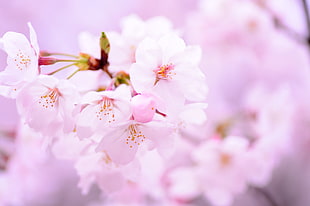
{"left": 0, "top": 0, "right": 309, "bottom": 206}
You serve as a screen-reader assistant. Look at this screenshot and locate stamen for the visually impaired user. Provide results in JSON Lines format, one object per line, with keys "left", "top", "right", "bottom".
{"left": 14, "top": 49, "right": 31, "bottom": 70}
{"left": 38, "top": 88, "right": 60, "bottom": 109}
{"left": 125, "top": 124, "right": 146, "bottom": 149}
{"left": 95, "top": 97, "right": 116, "bottom": 123}
{"left": 153, "top": 63, "right": 176, "bottom": 85}
{"left": 102, "top": 151, "right": 112, "bottom": 164}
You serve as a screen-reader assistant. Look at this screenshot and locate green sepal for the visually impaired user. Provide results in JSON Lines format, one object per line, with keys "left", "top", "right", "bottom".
{"left": 100, "top": 32, "right": 110, "bottom": 55}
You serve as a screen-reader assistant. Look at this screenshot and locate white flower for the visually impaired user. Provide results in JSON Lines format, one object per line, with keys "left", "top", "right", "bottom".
{"left": 16, "top": 75, "right": 79, "bottom": 136}
{"left": 96, "top": 120, "right": 174, "bottom": 165}
{"left": 75, "top": 141, "right": 140, "bottom": 194}
{"left": 192, "top": 136, "right": 251, "bottom": 206}
{"left": 130, "top": 34, "right": 207, "bottom": 107}
{"left": 107, "top": 15, "right": 176, "bottom": 72}
{"left": 75, "top": 85, "right": 132, "bottom": 139}
{"left": 0, "top": 23, "right": 39, "bottom": 98}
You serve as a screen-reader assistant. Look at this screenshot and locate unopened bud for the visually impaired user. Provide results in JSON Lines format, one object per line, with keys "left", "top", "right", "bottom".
{"left": 131, "top": 94, "right": 156, "bottom": 123}
{"left": 114, "top": 71, "right": 130, "bottom": 86}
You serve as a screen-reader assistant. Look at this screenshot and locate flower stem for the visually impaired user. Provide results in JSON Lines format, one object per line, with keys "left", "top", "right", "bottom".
{"left": 48, "top": 63, "right": 77, "bottom": 75}
{"left": 66, "top": 68, "right": 80, "bottom": 79}
{"left": 55, "top": 59, "right": 84, "bottom": 63}
{"left": 44, "top": 52, "right": 79, "bottom": 58}
{"left": 104, "top": 65, "right": 113, "bottom": 79}
{"left": 155, "top": 109, "right": 167, "bottom": 117}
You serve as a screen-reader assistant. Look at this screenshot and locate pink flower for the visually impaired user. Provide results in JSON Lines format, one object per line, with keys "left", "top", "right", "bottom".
{"left": 167, "top": 167, "right": 200, "bottom": 202}
{"left": 241, "top": 85, "right": 295, "bottom": 186}
{"left": 78, "top": 15, "right": 176, "bottom": 73}
{"left": 16, "top": 75, "right": 79, "bottom": 136}
{"left": 107, "top": 15, "right": 176, "bottom": 72}
{"left": 54, "top": 134, "right": 140, "bottom": 195}
{"left": 176, "top": 103, "right": 208, "bottom": 139}
{"left": 244, "top": 85, "right": 294, "bottom": 138}
{"left": 76, "top": 85, "right": 132, "bottom": 139}
{"left": 192, "top": 136, "right": 252, "bottom": 206}
{"left": 96, "top": 120, "right": 174, "bottom": 165}
{"left": 129, "top": 34, "right": 207, "bottom": 114}
{"left": 75, "top": 144, "right": 140, "bottom": 194}
{"left": 1, "top": 123, "right": 77, "bottom": 206}
{"left": 0, "top": 23, "right": 39, "bottom": 98}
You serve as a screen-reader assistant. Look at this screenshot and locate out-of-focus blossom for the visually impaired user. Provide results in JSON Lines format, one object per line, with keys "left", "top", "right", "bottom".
{"left": 191, "top": 136, "right": 252, "bottom": 206}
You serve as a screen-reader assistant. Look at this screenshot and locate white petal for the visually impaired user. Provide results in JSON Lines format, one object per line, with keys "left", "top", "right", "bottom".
{"left": 2, "top": 32, "right": 32, "bottom": 57}
{"left": 97, "top": 126, "right": 138, "bottom": 165}
{"left": 27, "top": 22, "right": 39, "bottom": 56}
{"left": 135, "top": 37, "right": 162, "bottom": 66}
{"left": 158, "top": 34, "right": 186, "bottom": 63}
{"left": 130, "top": 62, "right": 156, "bottom": 93}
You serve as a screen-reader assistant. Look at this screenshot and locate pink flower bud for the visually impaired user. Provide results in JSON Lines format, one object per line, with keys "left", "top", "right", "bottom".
{"left": 131, "top": 94, "right": 156, "bottom": 123}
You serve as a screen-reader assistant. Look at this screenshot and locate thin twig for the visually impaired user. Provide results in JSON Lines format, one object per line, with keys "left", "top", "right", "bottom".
{"left": 273, "top": 16, "right": 307, "bottom": 45}
{"left": 302, "top": 0, "right": 310, "bottom": 45}
{"left": 254, "top": 0, "right": 307, "bottom": 45}
{"left": 252, "top": 186, "right": 279, "bottom": 206}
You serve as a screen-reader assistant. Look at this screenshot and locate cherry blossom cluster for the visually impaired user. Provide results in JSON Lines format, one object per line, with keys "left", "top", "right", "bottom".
{"left": 0, "top": 0, "right": 306, "bottom": 204}
{"left": 0, "top": 15, "right": 209, "bottom": 200}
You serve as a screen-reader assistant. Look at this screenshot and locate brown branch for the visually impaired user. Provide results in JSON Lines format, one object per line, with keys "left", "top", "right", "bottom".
{"left": 302, "top": 0, "right": 310, "bottom": 46}
{"left": 254, "top": 0, "right": 308, "bottom": 45}
{"left": 252, "top": 186, "right": 279, "bottom": 206}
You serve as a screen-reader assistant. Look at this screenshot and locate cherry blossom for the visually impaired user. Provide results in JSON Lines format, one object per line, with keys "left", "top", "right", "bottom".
{"left": 107, "top": 15, "right": 176, "bottom": 72}
{"left": 191, "top": 136, "right": 252, "bottom": 206}
{"left": 75, "top": 141, "right": 140, "bottom": 194}
{"left": 0, "top": 123, "right": 85, "bottom": 206}
{"left": 52, "top": 131, "right": 141, "bottom": 195}
{"left": 96, "top": 120, "right": 175, "bottom": 165}
{"left": 0, "top": 2, "right": 309, "bottom": 205}
{"left": 241, "top": 85, "right": 295, "bottom": 186}
{"left": 75, "top": 84, "right": 132, "bottom": 139}
{"left": 0, "top": 23, "right": 39, "bottom": 98}
{"left": 175, "top": 103, "right": 208, "bottom": 139}
{"left": 16, "top": 75, "right": 79, "bottom": 136}
{"left": 129, "top": 34, "right": 207, "bottom": 114}
{"left": 78, "top": 15, "right": 177, "bottom": 73}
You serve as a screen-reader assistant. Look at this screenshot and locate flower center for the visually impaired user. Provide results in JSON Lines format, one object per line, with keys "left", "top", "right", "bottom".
{"left": 14, "top": 49, "right": 31, "bottom": 71}
{"left": 154, "top": 63, "right": 175, "bottom": 84}
{"left": 38, "top": 88, "right": 60, "bottom": 109}
{"left": 96, "top": 97, "right": 115, "bottom": 123}
{"left": 219, "top": 152, "right": 232, "bottom": 167}
{"left": 125, "top": 124, "right": 146, "bottom": 148}
{"left": 102, "top": 151, "right": 113, "bottom": 164}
